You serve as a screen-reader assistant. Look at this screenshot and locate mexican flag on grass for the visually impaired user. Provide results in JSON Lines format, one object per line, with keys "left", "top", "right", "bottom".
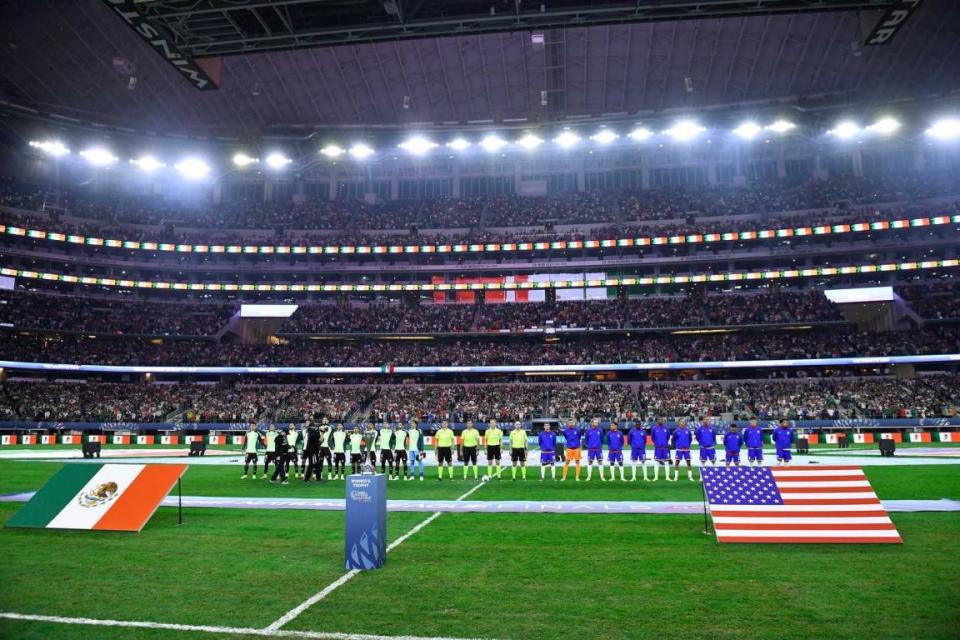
{"left": 7, "top": 463, "right": 186, "bottom": 532}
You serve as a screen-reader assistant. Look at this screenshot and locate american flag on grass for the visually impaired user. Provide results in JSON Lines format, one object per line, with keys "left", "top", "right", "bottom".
{"left": 701, "top": 465, "right": 902, "bottom": 544}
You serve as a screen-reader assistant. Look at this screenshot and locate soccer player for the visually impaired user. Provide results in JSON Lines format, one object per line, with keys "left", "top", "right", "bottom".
{"left": 332, "top": 423, "right": 348, "bottom": 479}
{"left": 460, "top": 420, "right": 481, "bottom": 480}
{"left": 393, "top": 423, "right": 408, "bottom": 480}
{"left": 270, "top": 428, "right": 290, "bottom": 484}
{"left": 302, "top": 421, "right": 321, "bottom": 482}
{"left": 241, "top": 422, "right": 262, "bottom": 479}
{"left": 627, "top": 421, "right": 648, "bottom": 481}
{"left": 286, "top": 424, "right": 302, "bottom": 479}
{"left": 561, "top": 418, "right": 583, "bottom": 481}
{"left": 723, "top": 424, "right": 742, "bottom": 467}
{"left": 671, "top": 418, "right": 695, "bottom": 481}
{"left": 435, "top": 420, "right": 456, "bottom": 480}
{"left": 773, "top": 419, "right": 794, "bottom": 466}
{"left": 584, "top": 418, "right": 605, "bottom": 482}
{"left": 262, "top": 423, "right": 279, "bottom": 479}
{"left": 538, "top": 424, "right": 558, "bottom": 481}
{"left": 744, "top": 418, "right": 765, "bottom": 466}
{"left": 348, "top": 427, "right": 364, "bottom": 475}
{"left": 484, "top": 419, "right": 504, "bottom": 479}
{"left": 363, "top": 423, "right": 379, "bottom": 469}
{"left": 407, "top": 420, "right": 425, "bottom": 481}
{"left": 606, "top": 421, "right": 626, "bottom": 481}
{"left": 650, "top": 418, "right": 674, "bottom": 481}
{"left": 695, "top": 418, "right": 717, "bottom": 468}
{"left": 318, "top": 421, "right": 334, "bottom": 479}
{"left": 509, "top": 421, "right": 528, "bottom": 480}
{"left": 379, "top": 422, "right": 395, "bottom": 478}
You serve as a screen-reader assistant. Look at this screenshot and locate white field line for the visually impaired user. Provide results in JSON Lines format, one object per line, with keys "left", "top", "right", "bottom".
{"left": 0, "top": 611, "right": 494, "bottom": 640}
{"left": 265, "top": 481, "right": 487, "bottom": 632}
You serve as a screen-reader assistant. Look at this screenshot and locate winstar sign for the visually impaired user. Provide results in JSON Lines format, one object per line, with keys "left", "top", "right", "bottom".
{"left": 101, "top": 0, "right": 219, "bottom": 90}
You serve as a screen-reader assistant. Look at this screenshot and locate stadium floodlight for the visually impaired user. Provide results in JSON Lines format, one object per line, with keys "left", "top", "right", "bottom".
{"left": 629, "top": 127, "right": 653, "bottom": 141}
{"left": 447, "top": 137, "right": 472, "bottom": 151}
{"left": 868, "top": 117, "right": 901, "bottom": 136}
{"left": 554, "top": 130, "right": 581, "bottom": 148}
{"left": 480, "top": 135, "right": 507, "bottom": 153}
{"left": 766, "top": 119, "right": 796, "bottom": 134}
{"left": 175, "top": 157, "right": 211, "bottom": 180}
{"left": 348, "top": 143, "right": 374, "bottom": 160}
{"left": 828, "top": 121, "right": 861, "bottom": 140}
{"left": 232, "top": 153, "right": 258, "bottom": 168}
{"left": 28, "top": 140, "right": 70, "bottom": 157}
{"left": 320, "top": 145, "right": 344, "bottom": 158}
{"left": 733, "top": 121, "right": 762, "bottom": 140}
{"left": 131, "top": 155, "right": 164, "bottom": 172}
{"left": 399, "top": 135, "right": 438, "bottom": 155}
{"left": 926, "top": 118, "right": 960, "bottom": 140}
{"left": 663, "top": 120, "right": 705, "bottom": 142}
{"left": 591, "top": 129, "right": 619, "bottom": 145}
{"left": 516, "top": 133, "right": 543, "bottom": 151}
{"left": 265, "top": 152, "right": 291, "bottom": 170}
{"left": 79, "top": 147, "right": 118, "bottom": 166}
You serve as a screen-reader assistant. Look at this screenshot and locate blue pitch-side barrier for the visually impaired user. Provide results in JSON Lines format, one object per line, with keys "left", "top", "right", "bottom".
{"left": 1, "top": 418, "right": 959, "bottom": 433}
{"left": 1, "top": 352, "right": 959, "bottom": 375}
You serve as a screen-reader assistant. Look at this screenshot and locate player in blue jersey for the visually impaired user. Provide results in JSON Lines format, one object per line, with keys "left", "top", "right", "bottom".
{"left": 695, "top": 417, "right": 718, "bottom": 468}
{"left": 723, "top": 424, "right": 742, "bottom": 466}
{"left": 605, "top": 421, "right": 626, "bottom": 481}
{"left": 561, "top": 418, "right": 583, "bottom": 481}
{"left": 650, "top": 418, "right": 674, "bottom": 481}
{"left": 772, "top": 418, "right": 794, "bottom": 465}
{"left": 744, "top": 418, "right": 765, "bottom": 466}
{"left": 538, "top": 424, "right": 558, "bottom": 481}
{"left": 584, "top": 418, "right": 605, "bottom": 482}
{"left": 671, "top": 418, "right": 695, "bottom": 481}
{"left": 627, "top": 422, "right": 648, "bottom": 481}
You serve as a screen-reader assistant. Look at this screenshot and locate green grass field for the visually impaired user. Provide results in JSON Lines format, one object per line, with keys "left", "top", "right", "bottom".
{"left": 1, "top": 456, "right": 958, "bottom": 640}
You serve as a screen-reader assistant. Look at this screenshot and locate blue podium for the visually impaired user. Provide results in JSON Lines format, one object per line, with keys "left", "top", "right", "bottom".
{"left": 344, "top": 473, "right": 387, "bottom": 570}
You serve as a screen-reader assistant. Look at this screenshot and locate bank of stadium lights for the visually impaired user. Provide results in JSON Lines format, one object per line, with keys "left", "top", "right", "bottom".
{"left": 663, "top": 120, "right": 705, "bottom": 142}
{"left": 554, "top": 130, "right": 582, "bottom": 149}
{"left": 480, "top": 134, "right": 507, "bottom": 153}
{"left": 175, "top": 157, "right": 211, "bottom": 180}
{"left": 232, "top": 153, "right": 258, "bottom": 168}
{"left": 828, "top": 121, "right": 862, "bottom": 140}
{"left": 766, "top": 119, "right": 796, "bottom": 134}
{"left": 447, "top": 137, "right": 471, "bottom": 151}
{"left": 591, "top": 129, "right": 619, "bottom": 145}
{"left": 398, "top": 136, "right": 438, "bottom": 155}
{"left": 733, "top": 121, "right": 763, "bottom": 140}
{"left": 79, "top": 147, "right": 118, "bottom": 167}
{"left": 516, "top": 133, "right": 543, "bottom": 151}
{"left": 130, "top": 155, "right": 164, "bottom": 172}
{"left": 926, "top": 118, "right": 960, "bottom": 140}
{"left": 348, "top": 143, "right": 374, "bottom": 160}
{"left": 867, "top": 117, "right": 901, "bottom": 136}
{"left": 320, "top": 145, "right": 344, "bottom": 158}
{"left": 265, "top": 152, "right": 292, "bottom": 170}
{"left": 28, "top": 140, "right": 70, "bottom": 157}
{"left": 629, "top": 127, "right": 653, "bottom": 142}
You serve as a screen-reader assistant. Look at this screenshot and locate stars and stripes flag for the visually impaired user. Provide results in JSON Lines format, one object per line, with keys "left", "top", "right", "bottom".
{"left": 701, "top": 465, "right": 902, "bottom": 544}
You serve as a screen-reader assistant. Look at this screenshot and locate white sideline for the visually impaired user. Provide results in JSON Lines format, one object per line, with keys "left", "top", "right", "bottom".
{"left": 0, "top": 612, "right": 491, "bottom": 640}
{"left": 265, "top": 481, "right": 487, "bottom": 632}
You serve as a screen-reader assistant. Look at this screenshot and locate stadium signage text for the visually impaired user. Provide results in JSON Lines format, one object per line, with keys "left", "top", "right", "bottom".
{"left": 863, "top": 0, "right": 923, "bottom": 46}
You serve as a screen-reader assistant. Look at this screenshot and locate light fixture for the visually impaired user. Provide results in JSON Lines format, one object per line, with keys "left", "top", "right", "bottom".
{"left": 447, "top": 137, "right": 472, "bottom": 151}
{"left": 828, "top": 121, "right": 861, "bottom": 140}
{"left": 663, "top": 120, "right": 705, "bottom": 142}
{"left": 28, "top": 140, "right": 70, "bottom": 157}
{"left": 320, "top": 145, "right": 344, "bottom": 158}
{"left": 131, "top": 155, "right": 164, "bottom": 172}
{"left": 516, "top": 133, "right": 543, "bottom": 151}
{"left": 591, "top": 129, "right": 619, "bottom": 145}
{"left": 926, "top": 118, "right": 960, "bottom": 140}
{"left": 629, "top": 127, "right": 653, "bottom": 141}
{"left": 766, "top": 120, "right": 796, "bottom": 134}
{"left": 554, "top": 130, "right": 581, "bottom": 148}
{"left": 265, "top": 152, "right": 291, "bottom": 169}
{"left": 399, "top": 135, "right": 438, "bottom": 155}
{"left": 733, "top": 121, "right": 762, "bottom": 140}
{"left": 175, "top": 157, "right": 211, "bottom": 180}
{"left": 348, "top": 143, "right": 374, "bottom": 160}
{"left": 868, "top": 117, "right": 901, "bottom": 135}
{"left": 480, "top": 135, "right": 507, "bottom": 153}
{"left": 232, "top": 153, "right": 258, "bottom": 168}
{"left": 79, "top": 147, "right": 118, "bottom": 166}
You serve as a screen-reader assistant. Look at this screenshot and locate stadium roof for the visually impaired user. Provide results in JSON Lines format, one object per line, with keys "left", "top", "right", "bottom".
{"left": 0, "top": 1, "right": 957, "bottom": 138}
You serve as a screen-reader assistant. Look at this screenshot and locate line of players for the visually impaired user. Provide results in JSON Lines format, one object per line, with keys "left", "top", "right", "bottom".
{"left": 238, "top": 416, "right": 796, "bottom": 483}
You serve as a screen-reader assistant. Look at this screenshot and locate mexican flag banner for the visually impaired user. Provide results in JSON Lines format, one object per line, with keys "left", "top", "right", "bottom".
{"left": 6, "top": 463, "right": 187, "bottom": 532}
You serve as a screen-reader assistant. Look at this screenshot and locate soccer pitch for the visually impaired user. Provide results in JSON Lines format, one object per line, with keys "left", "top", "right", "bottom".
{"left": 1, "top": 453, "right": 959, "bottom": 640}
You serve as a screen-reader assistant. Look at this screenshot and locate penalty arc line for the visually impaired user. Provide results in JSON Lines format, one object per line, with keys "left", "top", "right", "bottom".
{"left": 265, "top": 481, "right": 487, "bottom": 632}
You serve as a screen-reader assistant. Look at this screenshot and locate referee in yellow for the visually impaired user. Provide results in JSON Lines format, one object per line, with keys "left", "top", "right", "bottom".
{"left": 509, "top": 421, "right": 528, "bottom": 480}
{"left": 484, "top": 420, "right": 504, "bottom": 479}
{"left": 460, "top": 420, "right": 481, "bottom": 480}
{"left": 435, "top": 421, "right": 456, "bottom": 481}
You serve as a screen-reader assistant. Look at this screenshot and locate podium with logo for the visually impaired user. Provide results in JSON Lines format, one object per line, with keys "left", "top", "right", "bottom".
{"left": 344, "top": 474, "right": 387, "bottom": 570}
